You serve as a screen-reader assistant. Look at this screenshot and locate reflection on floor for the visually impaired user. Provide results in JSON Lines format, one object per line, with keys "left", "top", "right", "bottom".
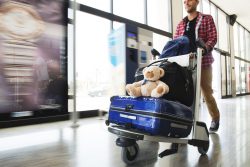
{"left": 0, "top": 96, "right": 250, "bottom": 167}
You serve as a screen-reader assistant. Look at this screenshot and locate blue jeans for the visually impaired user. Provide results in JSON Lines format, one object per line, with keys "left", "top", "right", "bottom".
{"left": 160, "top": 36, "right": 190, "bottom": 59}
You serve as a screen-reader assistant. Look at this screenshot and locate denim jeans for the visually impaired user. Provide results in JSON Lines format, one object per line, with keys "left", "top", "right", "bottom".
{"left": 160, "top": 36, "right": 190, "bottom": 59}
{"left": 201, "top": 66, "right": 220, "bottom": 121}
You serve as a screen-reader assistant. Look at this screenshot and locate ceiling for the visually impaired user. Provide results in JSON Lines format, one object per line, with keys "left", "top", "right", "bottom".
{"left": 211, "top": 0, "right": 250, "bottom": 30}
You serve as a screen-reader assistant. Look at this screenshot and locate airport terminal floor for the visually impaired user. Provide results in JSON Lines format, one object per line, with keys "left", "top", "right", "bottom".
{"left": 0, "top": 95, "right": 250, "bottom": 167}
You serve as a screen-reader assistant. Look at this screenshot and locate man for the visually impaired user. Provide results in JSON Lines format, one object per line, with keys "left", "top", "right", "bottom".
{"left": 174, "top": 0, "right": 220, "bottom": 133}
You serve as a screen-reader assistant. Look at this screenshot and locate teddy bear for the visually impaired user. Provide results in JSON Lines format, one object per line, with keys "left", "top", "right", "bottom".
{"left": 125, "top": 66, "right": 169, "bottom": 98}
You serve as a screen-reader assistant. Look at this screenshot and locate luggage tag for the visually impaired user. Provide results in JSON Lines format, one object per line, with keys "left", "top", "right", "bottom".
{"left": 120, "top": 114, "right": 136, "bottom": 120}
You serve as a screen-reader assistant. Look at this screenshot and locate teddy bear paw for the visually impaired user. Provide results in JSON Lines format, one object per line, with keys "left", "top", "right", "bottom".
{"left": 151, "top": 89, "right": 162, "bottom": 98}
{"left": 125, "top": 84, "right": 133, "bottom": 95}
{"left": 126, "top": 84, "right": 141, "bottom": 97}
{"left": 151, "top": 85, "right": 168, "bottom": 98}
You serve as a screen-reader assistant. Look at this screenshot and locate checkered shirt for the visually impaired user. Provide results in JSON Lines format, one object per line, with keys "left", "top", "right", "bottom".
{"left": 174, "top": 12, "right": 217, "bottom": 67}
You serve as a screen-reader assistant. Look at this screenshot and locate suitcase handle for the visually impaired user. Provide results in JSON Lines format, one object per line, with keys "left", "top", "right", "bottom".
{"left": 125, "top": 104, "right": 134, "bottom": 111}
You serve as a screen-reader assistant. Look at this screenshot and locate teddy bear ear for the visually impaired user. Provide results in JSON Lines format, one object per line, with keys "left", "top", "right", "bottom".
{"left": 159, "top": 68, "right": 165, "bottom": 77}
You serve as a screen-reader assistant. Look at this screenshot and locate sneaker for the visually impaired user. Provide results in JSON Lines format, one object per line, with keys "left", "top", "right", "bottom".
{"left": 209, "top": 120, "right": 219, "bottom": 133}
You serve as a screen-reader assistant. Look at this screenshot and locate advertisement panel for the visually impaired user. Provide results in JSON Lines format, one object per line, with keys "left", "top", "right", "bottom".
{"left": 0, "top": 0, "right": 68, "bottom": 120}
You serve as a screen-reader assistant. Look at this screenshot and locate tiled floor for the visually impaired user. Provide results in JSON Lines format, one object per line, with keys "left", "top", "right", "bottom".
{"left": 0, "top": 96, "right": 250, "bottom": 167}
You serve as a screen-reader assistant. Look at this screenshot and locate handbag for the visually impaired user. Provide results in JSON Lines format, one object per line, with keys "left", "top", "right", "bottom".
{"left": 134, "top": 60, "right": 194, "bottom": 106}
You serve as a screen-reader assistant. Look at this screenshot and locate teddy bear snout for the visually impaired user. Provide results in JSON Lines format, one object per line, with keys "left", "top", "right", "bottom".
{"left": 146, "top": 71, "right": 154, "bottom": 78}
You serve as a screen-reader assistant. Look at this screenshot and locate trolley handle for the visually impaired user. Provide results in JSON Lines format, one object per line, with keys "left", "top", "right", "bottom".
{"left": 151, "top": 48, "right": 160, "bottom": 57}
{"left": 195, "top": 38, "right": 207, "bottom": 56}
{"left": 147, "top": 49, "right": 170, "bottom": 67}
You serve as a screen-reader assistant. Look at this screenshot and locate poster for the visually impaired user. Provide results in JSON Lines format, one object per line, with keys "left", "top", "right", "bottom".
{"left": 0, "top": 0, "right": 68, "bottom": 117}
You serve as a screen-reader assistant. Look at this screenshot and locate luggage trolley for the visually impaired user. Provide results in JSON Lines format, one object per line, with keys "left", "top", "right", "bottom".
{"left": 105, "top": 39, "right": 209, "bottom": 164}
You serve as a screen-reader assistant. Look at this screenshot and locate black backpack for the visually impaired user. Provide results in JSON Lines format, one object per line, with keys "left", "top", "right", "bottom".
{"left": 135, "top": 60, "right": 194, "bottom": 106}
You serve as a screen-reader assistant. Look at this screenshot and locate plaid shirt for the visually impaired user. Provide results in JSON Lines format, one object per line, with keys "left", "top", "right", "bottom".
{"left": 174, "top": 12, "right": 217, "bottom": 67}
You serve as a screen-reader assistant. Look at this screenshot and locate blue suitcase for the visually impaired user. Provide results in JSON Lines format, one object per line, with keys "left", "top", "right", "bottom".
{"left": 108, "top": 96, "right": 193, "bottom": 138}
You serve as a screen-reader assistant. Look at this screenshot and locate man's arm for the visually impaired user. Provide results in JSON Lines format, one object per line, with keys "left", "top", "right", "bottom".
{"left": 174, "top": 22, "right": 182, "bottom": 39}
{"left": 205, "top": 15, "right": 217, "bottom": 52}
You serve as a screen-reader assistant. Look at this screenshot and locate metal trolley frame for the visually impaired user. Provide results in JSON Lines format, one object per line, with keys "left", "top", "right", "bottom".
{"left": 106, "top": 43, "right": 209, "bottom": 164}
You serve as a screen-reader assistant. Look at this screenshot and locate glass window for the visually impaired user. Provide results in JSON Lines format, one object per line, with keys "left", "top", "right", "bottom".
{"left": 233, "top": 23, "right": 239, "bottom": 57}
{"left": 246, "top": 31, "right": 250, "bottom": 61}
{"left": 75, "top": 12, "right": 111, "bottom": 111}
{"left": 147, "top": 0, "right": 171, "bottom": 32}
{"left": 220, "top": 55, "right": 232, "bottom": 96}
{"left": 210, "top": 4, "right": 218, "bottom": 48}
{"left": 112, "top": 22, "right": 124, "bottom": 30}
{"left": 76, "top": 0, "right": 110, "bottom": 12}
{"left": 240, "top": 61, "right": 246, "bottom": 93}
{"left": 113, "top": 0, "right": 145, "bottom": 23}
{"left": 221, "top": 55, "right": 226, "bottom": 96}
{"left": 212, "top": 50, "right": 221, "bottom": 98}
{"left": 239, "top": 27, "right": 246, "bottom": 59}
{"left": 202, "top": 0, "right": 210, "bottom": 14}
{"left": 152, "top": 33, "right": 171, "bottom": 54}
{"left": 235, "top": 59, "right": 240, "bottom": 94}
{"left": 226, "top": 56, "right": 231, "bottom": 95}
{"left": 247, "top": 63, "right": 250, "bottom": 93}
{"left": 218, "top": 10, "right": 229, "bottom": 52}
{"left": 68, "top": 8, "right": 73, "bottom": 19}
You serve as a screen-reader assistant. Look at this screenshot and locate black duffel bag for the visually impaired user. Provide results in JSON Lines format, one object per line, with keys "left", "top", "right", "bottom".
{"left": 134, "top": 60, "right": 194, "bottom": 107}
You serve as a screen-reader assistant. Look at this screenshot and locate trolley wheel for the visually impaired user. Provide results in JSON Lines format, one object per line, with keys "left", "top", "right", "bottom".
{"left": 197, "top": 142, "right": 209, "bottom": 155}
{"left": 121, "top": 143, "right": 139, "bottom": 165}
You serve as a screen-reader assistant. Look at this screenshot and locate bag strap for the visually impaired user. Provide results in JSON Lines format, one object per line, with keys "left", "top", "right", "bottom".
{"left": 141, "top": 61, "right": 192, "bottom": 92}
{"left": 195, "top": 15, "right": 203, "bottom": 40}
{"left": 146, "top": 59, "right": 169, "bottom": 67}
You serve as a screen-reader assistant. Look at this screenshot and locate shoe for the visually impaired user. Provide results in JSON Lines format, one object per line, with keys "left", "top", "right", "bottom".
{"left": 209, "top": 120, "right": 219, "bottom": 133}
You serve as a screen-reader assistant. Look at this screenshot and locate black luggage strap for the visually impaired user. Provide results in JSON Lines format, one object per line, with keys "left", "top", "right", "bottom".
{"left": 147, "top": 59, "right": 169, "bottom": 67}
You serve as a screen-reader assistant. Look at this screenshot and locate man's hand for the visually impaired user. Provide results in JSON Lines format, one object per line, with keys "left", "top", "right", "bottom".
{"left": 202, "top": 48, "right": 207, "bottom": 56}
